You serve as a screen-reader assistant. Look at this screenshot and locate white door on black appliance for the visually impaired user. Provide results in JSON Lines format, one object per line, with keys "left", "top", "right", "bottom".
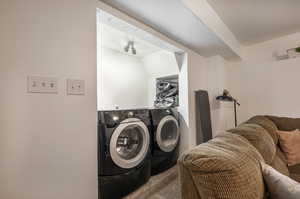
{"left": 110, "top": 119, "right": 150, "bottom": 169}
{"left": 156, "top": 115, "right": 179, "bottom": 152}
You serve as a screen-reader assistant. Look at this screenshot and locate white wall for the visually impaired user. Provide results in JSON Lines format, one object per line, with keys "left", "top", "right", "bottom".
{"left": 242, "top": 32, "right": 300, "bottom": 63}
{"left": 142, "top": 50, "right": 179, "bottom": 106}
{"left": 0, "top": 1, "right": 97, "bottom": 199}
{"left": 97, "top": 47, "right": 149, "bottom": 110}
{"left": 205, "top": 56, "right": 235, "bottom": 136}
{"left": 228, "top": 32, "right": 300, "bottom": 124}
{"left": 187, "top": 54, "right": 234, "bottom": 147}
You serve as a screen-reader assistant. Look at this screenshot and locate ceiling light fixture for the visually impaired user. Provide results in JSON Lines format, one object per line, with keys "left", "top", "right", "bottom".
{"left": 124, "top": 41, "right": 137, "bottom": 55}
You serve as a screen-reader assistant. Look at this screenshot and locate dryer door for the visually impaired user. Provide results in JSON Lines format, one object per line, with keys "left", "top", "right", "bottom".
{"left": 110, "top": 119, "right": 150, "bottom": 169}
{"left": 156, "top": 115, "right": 179, "bottom": 152}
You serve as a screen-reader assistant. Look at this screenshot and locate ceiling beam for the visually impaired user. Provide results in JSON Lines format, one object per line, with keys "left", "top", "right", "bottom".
{"left": 182, "top": 0, "right": 242, "bottom": 58}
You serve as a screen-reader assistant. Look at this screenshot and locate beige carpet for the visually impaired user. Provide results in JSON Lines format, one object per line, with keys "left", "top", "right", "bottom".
{"left": 148, "top": 178, "right": 181, "bottom": 199}
{"left": 123, "top": 165, "right": 180, "bottom": 199}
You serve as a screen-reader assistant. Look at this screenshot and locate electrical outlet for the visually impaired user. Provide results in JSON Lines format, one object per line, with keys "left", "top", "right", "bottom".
{"left": 27, "top": 76, "right": 58, "bottom": 93}
{"left": 67, "top": 79, "right": 85, "bottom": 95}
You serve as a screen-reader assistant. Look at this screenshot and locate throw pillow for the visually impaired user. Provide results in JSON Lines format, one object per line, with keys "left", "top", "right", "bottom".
{"left": 261, "top": 162, "right": 300, "bottom": 199}
{"left": 277, "top": 130, "right": 300, "bottom": 166}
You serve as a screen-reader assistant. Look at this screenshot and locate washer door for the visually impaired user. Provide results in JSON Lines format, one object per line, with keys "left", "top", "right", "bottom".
{"left": 110, "top": 119, "right": 150, "bottom": 169}
{"left": 156, "top": 115, "right": 179, "bottom": 152}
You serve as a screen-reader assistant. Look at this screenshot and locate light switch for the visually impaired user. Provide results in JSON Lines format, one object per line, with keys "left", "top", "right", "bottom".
{"left": 67, "top": 79, "right": 85, "bottom": 95}
{"left": 27, "top": 76, "right": 58, "bottom": 93}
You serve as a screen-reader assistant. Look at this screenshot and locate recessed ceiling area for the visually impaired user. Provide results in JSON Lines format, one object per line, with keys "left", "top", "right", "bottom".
{"left": 100, "top": 0, "right": 240, "bottom": 59}
{"left": 98, "top": 9, "right": 182, "bottom": 58}
{"left": 99, "top": 23, "right": 162, "bottom": 58}
{"left": 207, "top": 0, "right": 300, "bottom": 45}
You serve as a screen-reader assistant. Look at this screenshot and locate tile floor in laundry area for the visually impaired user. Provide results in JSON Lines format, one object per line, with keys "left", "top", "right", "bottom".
{"left": 124, "top": 165, "right": 181, "bottom": 199}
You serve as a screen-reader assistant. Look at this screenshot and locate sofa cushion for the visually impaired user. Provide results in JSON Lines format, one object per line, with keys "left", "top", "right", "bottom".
{"left": 228, "top": 123, "right": 276, "bottom": 164}
{"left": 289, "top": 165, "right": 300, "bottom": 183}
{"left": 289, "top": 165, "right": 300, "bottom": 175}
{"left": 290, "top": 173, "right": 300, "bottom": 183}
{"left": 266, "top": 116, "right": 300, "bottom": 131}
{"left": 245, "top": 116, "right": 278, "bottom": 145}
{"left": 178, "top": 159, "right": 202, "bottom": 199}
{"left": 276, "top": 147, "right": 287, "bottom": 164}
{"left": 179, "top": 133, "right": 265, "bottom": 199}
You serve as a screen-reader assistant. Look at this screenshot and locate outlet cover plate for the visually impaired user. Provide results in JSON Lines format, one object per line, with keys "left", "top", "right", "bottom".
{"left": 27, "top": 76, "right": 58, "bottom": 93}
{"left": 67, "top": 79, "right": 85, "bottom": 95}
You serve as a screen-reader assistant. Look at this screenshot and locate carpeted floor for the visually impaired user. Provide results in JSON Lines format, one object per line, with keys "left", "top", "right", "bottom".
{"left": 148, "top": 178, "right": 181, "bottom": 199}
{"left": 123, "top": 165, "right": 181, "bottom": 199}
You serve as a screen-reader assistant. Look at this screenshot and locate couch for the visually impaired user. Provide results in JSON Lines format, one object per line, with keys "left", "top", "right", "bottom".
{"left": 178, "top": 115, "right": 300, "bottom": 199}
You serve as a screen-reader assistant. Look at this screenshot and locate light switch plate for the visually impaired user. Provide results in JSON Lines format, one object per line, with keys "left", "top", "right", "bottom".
{"left": 28, "top": 76, "right": 58, "bottom": 93}
{"left": 67, "top": 79, "right": 85, "bottom": 95}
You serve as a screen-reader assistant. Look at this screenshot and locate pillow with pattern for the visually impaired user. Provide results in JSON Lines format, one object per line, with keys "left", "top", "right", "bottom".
{"left": 261, "top": 162, "right": 300, "bottom": 199}
{"left": 277, "top": 129, "right": 300, "bottom": 166}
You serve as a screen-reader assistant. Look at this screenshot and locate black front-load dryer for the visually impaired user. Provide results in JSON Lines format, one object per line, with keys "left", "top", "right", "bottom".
{"left": 98, "top": 109, "right": 151, "bottom": 199}
{"left": 149, "top": 108, "right": 180, "bottom": 175}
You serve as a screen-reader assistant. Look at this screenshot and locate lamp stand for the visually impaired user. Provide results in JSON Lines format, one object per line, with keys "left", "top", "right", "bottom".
{"left": 234, "top": 100, "right": 237, "bottom": 127}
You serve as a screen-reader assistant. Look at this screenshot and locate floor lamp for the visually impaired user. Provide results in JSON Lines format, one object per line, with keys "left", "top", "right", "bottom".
{"left": 216, "top": 90, "right": 240, "bottom": 127}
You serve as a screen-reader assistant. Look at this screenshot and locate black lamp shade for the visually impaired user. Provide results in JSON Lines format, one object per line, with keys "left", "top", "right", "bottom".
{"left": 216, "top": 95, "right": 234, "bottom": 101}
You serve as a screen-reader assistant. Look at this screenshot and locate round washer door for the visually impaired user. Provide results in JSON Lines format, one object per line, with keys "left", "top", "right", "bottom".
{"left": 156, "top": 115, "right": 179, "bottom": 152}
{"left": 110, "top": 119, "right": 150, "bottom": 169}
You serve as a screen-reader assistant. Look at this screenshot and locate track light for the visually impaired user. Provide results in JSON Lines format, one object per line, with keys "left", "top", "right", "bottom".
{"left": 124, "top": 41, "right": 137, "bottom": 55}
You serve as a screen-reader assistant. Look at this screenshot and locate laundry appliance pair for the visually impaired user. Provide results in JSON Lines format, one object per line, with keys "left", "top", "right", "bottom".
{"left": 98, "top": 108, "right": 180, "bottom": 199}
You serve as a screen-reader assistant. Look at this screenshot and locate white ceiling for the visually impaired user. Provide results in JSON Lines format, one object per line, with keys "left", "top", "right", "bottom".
{"left": 207, "top": 0, "right": 300, "bottom": 45}
{"left": 100, "top": 0, "right": 238, "bottom": 59}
